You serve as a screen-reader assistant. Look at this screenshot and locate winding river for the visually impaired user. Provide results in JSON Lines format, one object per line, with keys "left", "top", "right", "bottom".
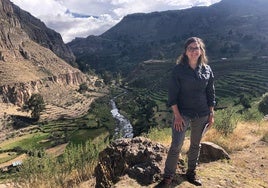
{"left": 110, "top": 98, "right": 133, "bottom": 139}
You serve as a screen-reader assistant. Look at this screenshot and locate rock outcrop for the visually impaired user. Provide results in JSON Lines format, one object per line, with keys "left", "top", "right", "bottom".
{"left": 0, "top": 71, "right": 85, "bottom": 105}
{"left": 95, "top": 137, "right": 231, "bottom": 187}
{"left": 95, "top": 137, "right": 168, "bottom": 187}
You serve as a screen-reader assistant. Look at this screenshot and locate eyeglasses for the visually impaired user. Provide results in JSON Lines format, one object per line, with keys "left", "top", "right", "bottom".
{"left": 187, "top": 46, "right": 200, "bottom": 52}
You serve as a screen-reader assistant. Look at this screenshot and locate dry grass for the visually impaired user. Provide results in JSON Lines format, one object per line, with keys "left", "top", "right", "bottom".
{"left": 147, "top": 120, "right": 268, "bottom": 154}
{"left": 203, "top": 121, "right": 268, "bottom": 153}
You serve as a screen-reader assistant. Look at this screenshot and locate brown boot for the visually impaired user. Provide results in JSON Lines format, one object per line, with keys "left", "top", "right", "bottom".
{"left": 157, "top": 176, "right": 172, "bottom": 188}
{"left": 186, "top": 170, "right": 202, "bottom": 186}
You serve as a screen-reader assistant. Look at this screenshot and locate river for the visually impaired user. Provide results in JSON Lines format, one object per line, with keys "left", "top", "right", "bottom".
{"left": 110, "top": 98, "right": 133, "bottom": 139}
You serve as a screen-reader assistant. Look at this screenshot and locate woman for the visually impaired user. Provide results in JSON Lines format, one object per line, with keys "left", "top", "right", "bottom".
{"left": 162, "top": 37, "right": 216, "bottom": 186}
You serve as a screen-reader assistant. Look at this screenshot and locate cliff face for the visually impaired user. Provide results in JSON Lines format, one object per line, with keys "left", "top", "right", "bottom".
{"left": 0, "top": 71, "right": 85, "bottom": 106}
{"left": 0, "top": 0, "right": 88, "bottom": 106}
{"left": 12, "top": 3, "right": 76, "bottom": 65}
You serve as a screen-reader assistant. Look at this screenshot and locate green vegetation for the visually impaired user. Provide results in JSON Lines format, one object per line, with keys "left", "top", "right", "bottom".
{"left": 212, "top": 59, "right": 268, "bottom": 106}
{"left": 115, "top": 90, "right": 160, "bottom": 136}
{"left": 214, "top": 108, "right": 239, "bottom": 136}
{"left": 23, "top": 94, "right": 45, "bottom": 121}
{"left": 258, "top": 93, "right": 268, "bottom": 115}
{"left": 0, "top": 152, "right": 18, "bottom": 164}
{"left": 0, "top": 133, "right": 49, "bottom": 151}
{"left": 15, "top": 135, "right": 108, "bottom": 188}
{"left": 0, "top": 96, "right": 115, "bottom": 185}
{"left": 78, "top": 82, "right": 89, "bottom": 93}
{"left": 39, "top": 96, "right": 115, "bottom": 145}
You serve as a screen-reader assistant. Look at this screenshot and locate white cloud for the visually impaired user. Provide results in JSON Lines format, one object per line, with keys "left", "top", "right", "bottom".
{"left": 11, "top": 0, "right": 66, "bottom": 17}
{"left": 41, "top": 13, "right": 119, "bottom": 42}
{"left": 10, "top": 0, "right": 221, "bottom": 43}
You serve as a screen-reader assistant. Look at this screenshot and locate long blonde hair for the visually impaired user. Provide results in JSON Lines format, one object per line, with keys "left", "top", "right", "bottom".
{"left": 176, "top": 37, "right": 208, "bottom": 66}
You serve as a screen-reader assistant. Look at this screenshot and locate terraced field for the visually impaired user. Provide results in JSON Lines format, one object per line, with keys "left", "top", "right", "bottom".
{"left": 128, "top": 58, "right": 268, "bottom": 108}
{"left": 0, "top": 97, "right": 114, "bottom": 171}
{"left": 212, "top": 58, "right": 268, "bottom": 102}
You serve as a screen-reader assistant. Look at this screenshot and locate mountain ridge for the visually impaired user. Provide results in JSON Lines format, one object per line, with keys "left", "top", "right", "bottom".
{"left": 68, "top": 0, "right": 268, "bottom": 74}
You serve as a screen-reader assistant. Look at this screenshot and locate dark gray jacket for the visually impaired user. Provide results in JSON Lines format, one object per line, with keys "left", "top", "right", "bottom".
{"left": 168, "top": 62, "right": 216, "bottom": 118}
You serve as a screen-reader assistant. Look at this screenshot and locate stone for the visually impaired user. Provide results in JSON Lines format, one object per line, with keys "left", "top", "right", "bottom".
{"left": 199, "top": 141, "right": 230, "bottom": 163}
{"left": 94, "top": 137, "right": 168, "bottom": 188}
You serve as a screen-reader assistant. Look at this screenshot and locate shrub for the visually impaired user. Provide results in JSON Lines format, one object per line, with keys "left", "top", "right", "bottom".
{"left": 241, "top": 107, "right": 263, "bottom": 122}
{"left": 78, "top": 82, "right": 88, "bottom": 93}
{"left": 258, "top": 93, "right": 268, "bottom": 115}
{"left": 214, "top": 108, "right": 238, "bottom": 136}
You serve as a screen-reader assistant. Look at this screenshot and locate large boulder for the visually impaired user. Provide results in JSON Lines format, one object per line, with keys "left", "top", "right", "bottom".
{"left": 94, "top": 137, "right": 168, "bottom": 188}
{"left": 199, "top": 141, "right": 230, "bottom": 163}
{"left": 94, "top": 138, "right": 230, "bottom": 187}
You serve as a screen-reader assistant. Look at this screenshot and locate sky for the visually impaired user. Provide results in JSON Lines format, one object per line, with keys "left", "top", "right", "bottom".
{"left": 11, "top": 0, "right": 221, "bottom": 43}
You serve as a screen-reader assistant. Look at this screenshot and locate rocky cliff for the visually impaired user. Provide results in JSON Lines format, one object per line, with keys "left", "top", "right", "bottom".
{"left": 0, "top": 0, "right": 92, "bottom": 107}
{"left": 12, "top": 3, "right": 76, "bottom": 65}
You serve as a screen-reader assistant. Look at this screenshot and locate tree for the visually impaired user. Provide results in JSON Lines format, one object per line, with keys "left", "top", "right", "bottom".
{"left": 24, "top": 94, "right": 45, "bottom": 121}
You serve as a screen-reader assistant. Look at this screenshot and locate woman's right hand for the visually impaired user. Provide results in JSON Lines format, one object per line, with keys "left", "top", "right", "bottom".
{"left": 173, "top": 114, "right": 185, "bottom": 132}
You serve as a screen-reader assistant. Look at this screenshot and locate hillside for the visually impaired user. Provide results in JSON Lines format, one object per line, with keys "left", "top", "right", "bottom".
{"left": 68, "top": 0, "right": 268, "bottom": 74}
{"left": 0, "top": 0, "right": 109, "bottom": 179}
{"left": 0, "top": 0, "right": 104, "bottom": 121}
{"left": 10, "top": 0, "right": 75, "bottom": 64}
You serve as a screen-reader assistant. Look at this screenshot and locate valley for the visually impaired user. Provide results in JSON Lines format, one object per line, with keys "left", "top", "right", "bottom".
{"left": 0, "top": 0, "right": 268, "bottom": 187}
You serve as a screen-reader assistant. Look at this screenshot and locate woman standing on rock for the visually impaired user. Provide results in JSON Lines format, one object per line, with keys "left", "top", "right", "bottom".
{"left": 161, "top": 37, "right": 216, "bottom": 187}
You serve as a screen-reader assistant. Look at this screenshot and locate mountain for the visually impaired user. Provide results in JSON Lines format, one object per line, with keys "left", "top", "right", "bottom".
{"left": 0, "top": 0, "right": 101, "bottom": 109}
{"left": 68, "top": 0, "right": 268, "bottom": 74}
{"left": 11, "top": 2, "right": 76, "bottom": 65}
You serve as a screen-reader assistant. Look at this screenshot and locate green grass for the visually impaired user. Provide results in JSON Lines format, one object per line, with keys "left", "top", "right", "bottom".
{"left": 0, "top": 133, "right": 49, "bottom": 150}
{"left": 69, "top": 127, "right": 108, "bottom": 145}
{"left": 0, "top": 152, "right": 19, "bottom": 164}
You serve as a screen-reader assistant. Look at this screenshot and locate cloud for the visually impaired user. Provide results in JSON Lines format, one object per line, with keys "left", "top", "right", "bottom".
{"left": 11, "top": 0, "right": 66, "bottom": 17}
{"left": 10, "top": 0, "right": 221, "bottom": 43}
{"left": 41, "top": 13, "right": 120, "bottom": 42}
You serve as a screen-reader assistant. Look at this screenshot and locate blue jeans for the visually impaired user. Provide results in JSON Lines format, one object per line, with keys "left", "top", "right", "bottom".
{"left": 164, "top": 115, "right": 208, "bottom": 178}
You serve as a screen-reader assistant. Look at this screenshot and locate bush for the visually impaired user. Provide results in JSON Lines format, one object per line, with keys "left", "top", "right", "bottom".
{"left": 78, "top": 82, "right": 88, "bottom": 93}
{"left": 258, "top": 93, "right": 268, "bottom": 115}
{"left": 214, "top": 108, "right": 238, "bottom": 136}
{"left": 241, "top": 107, "right": 263, "bottom": 122}
{"left": 23, "top": 94, "right": 45, "bottom": 121}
